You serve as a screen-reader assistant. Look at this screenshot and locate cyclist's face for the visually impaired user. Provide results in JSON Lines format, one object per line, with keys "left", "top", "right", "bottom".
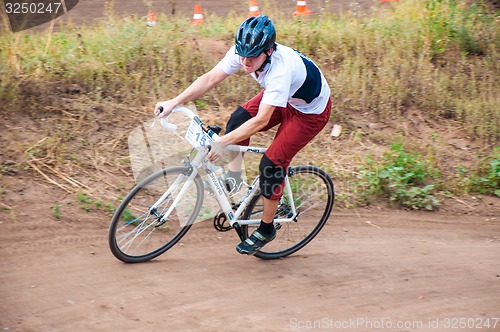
{"left": 240, "top": 51, "right": 267, "bottom": 73}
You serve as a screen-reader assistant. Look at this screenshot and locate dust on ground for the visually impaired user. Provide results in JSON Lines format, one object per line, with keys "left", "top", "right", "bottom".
{"left": 1, "top": 1, "right": 500, "bottom": 331}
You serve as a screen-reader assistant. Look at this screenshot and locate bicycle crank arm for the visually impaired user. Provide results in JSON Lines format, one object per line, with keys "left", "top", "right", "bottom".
{"left": 232, "top": 222, "right": 247, "bottom": 242}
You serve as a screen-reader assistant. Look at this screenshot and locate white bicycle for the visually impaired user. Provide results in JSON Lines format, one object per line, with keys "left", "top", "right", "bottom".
{"left": 108, "top": 106, "right": 335, "bottom": 263}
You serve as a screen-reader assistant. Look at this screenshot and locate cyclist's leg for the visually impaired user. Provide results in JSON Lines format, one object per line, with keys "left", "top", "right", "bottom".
{"left": 237, "top": 100, "right": 332, "bottom": 255}
{"left": 243, "top": 164, "right": 335, "bottom": 259}
{"left": 259, "top": 98, "right": 332, "bottom": 201}
{"left": 238, "top": 99, "right": 333, "bottom": 256}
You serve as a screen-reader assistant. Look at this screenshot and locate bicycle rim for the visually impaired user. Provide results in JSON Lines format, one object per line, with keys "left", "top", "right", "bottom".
{"left": 109, "top": 166, "right": 204, "bottom": 263}
{"left": 242, "top": 166, "right": 334, "bottom": 259}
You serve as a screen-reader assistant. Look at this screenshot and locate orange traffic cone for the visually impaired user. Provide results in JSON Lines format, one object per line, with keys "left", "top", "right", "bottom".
{"left": 147, "top": 10, "right": 156, "bottom": 26}
{"left": 248, "top": 0, "right": 260, "bottom": 17}
{"left": 192, "top": 4, "right": 204, "bottom": 24}
{"left": 293, "top": 0, "right": 313, "bottom": 16}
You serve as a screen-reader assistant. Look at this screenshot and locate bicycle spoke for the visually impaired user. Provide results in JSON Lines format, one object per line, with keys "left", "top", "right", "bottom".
{"left": 242, "top": 166, "right": 334, "bottom": 259}
{"left": 109, "top": 166, "right": 204, "bottom": 263}
{"left": 116, "top": 216, "right": 156, "bottom": 253}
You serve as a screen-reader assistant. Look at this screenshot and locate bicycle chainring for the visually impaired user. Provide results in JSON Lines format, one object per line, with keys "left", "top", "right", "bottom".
{"left": 213, "top": 212, "right": 232, "bottom": 232}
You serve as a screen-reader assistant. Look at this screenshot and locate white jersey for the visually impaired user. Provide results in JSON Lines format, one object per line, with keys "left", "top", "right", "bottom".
{"left": 217, "top": 43, "right": 330, "bottom": 115}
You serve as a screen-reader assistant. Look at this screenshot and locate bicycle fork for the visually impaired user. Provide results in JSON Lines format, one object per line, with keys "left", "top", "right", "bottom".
{"left": 149, "top": 153, "right": 205, "bottom": 225}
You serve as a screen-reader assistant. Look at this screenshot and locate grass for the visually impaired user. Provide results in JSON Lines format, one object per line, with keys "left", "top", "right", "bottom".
{"left": 1, "top": 0, "right": 498, "bottom": 140}
{"left": 52, "top": 203, "right": 63, "bottom": 219}
{"left": 0, "top": 0, "right": 499, "bottom": 210}
{"left": 353, "top": 143, "right": 442, "bottom": 210}
{"left": 76, "top": 192, "right": 114, "bottom": 214}
{"left": 455, "top": 146, "right": 500, "bottom": 197}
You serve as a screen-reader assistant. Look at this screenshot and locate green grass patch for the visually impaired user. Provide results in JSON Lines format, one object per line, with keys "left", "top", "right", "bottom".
{"left": 354, "top": 144, "right": 441, "bottom": 210}
{"left": 76, "top": 192, "right": 115, "bottom": 214}
{"left": 454, "top": 147, "right": 500, "bottom": 197}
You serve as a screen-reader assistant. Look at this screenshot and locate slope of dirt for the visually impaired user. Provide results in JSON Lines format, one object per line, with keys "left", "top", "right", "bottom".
{"left": 1, "top": 104, "right": 499, "bottom": 331}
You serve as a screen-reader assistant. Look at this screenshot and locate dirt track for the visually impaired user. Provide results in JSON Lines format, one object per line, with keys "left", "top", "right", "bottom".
{"left": 63, "top": 0, "right": 376, "bottom": 20}
{"left": 1, "top": 175, "right": 499, "bottom": 331}
{"left": 28, "top": 0, "right": 379, "bottom": 31}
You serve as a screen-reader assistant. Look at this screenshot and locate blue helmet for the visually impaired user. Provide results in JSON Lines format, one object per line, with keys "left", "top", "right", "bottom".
{"left": 235, "top": 15, "right": 276, "bottom": 58}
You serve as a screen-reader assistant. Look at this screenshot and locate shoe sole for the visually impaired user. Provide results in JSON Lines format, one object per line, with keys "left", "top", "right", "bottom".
{"left": 236, "top": 247, "right": 257, "bottom": 255}
{"left": 236, "top": 233, "right": 276, "bottom": 255}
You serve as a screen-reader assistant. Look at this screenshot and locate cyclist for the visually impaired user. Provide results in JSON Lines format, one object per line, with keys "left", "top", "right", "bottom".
{"left": 155, "top": 15, "right": 332, "bottom": 255}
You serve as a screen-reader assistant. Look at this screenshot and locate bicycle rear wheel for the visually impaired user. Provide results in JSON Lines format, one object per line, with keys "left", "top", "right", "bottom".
{"left": 242, "top": 165, "right": 334, "bottom": 259}
{"left": 109, "top": 166, "right": 204, "bottom": 263}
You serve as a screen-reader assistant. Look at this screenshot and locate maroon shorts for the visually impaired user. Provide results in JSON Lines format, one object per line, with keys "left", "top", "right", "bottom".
{"left": 226, "top": 90, "right": 332, "bottom": 200}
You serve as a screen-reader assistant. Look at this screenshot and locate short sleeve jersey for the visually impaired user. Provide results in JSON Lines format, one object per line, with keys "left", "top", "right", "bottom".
{"left": 217, "top": 43, "right": 331, "bottom": 115}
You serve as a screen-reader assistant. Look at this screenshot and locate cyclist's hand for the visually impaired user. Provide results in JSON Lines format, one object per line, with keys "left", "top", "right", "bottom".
{"left": 207, "top": 139, "right": 227, "bottom": 163}
{"left": 154, "top": 100, "right": 176, "bottom": 118}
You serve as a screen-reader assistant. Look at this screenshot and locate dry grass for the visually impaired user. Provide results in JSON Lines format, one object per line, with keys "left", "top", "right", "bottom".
{"left": 0, "top": 0, "right": 498, "bottom": 208}
{"left": 2, "top": 1, "right": 498, "bottom": 140}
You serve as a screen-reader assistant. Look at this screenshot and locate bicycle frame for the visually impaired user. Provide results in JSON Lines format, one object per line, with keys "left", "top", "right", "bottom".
{"left": 151, "top": 106, "right": 299, "bottom": 228}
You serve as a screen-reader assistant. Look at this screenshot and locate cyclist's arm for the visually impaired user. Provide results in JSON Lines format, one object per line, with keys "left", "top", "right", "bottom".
{"left": 156, "top": 65, "right": 229, "bottom": 116}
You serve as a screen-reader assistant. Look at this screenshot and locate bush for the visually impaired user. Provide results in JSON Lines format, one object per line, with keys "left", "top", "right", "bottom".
{"left": 355, "top": 144, "right": 441, "bottom": 210}
{"left": 471, "top": 147, "right": 500, "bottom": 197}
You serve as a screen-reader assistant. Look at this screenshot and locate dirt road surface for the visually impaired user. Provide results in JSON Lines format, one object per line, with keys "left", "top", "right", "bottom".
{"left": 1, "top": 175, "right": 499, "bottom": 331}
{"left": 62, "top": 0, "right": 377, "bottom": 21}
{"left": 22, "top": 0, "right": 380, "bottom": 32}
{"left": 1, "top": 1, "right": 500, "bottom": 331}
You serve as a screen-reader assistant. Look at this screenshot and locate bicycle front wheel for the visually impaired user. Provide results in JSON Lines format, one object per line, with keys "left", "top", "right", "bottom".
{"left": 109, "top": 166, "right": 204, "bottom": 263}
{"left": 242, "top": 165, "right": 334, "bottom": 260}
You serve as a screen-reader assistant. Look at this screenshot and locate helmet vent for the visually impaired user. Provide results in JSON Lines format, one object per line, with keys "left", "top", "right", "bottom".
{"left": 254, "top": 31, "right": 264, "bottom": 46}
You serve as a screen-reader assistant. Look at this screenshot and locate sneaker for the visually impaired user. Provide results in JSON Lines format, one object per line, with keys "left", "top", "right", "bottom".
{"left": 236, "top": 228, "right": 276, "bottom": 255}
{"left": 203, "top": 180, "right": 213, "bottom": 193}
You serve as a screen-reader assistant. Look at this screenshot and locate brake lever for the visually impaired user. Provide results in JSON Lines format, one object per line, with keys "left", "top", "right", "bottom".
{"left": 151, "top": 106, "right": 164, "bottom": 127}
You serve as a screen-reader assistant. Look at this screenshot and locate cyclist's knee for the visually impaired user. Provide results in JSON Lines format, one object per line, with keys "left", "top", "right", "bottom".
{"left": 259, "top": 154, "right": 287, "bottom": 200}
{"left": 226, "top": 106, "right": 252, "bottom": 134}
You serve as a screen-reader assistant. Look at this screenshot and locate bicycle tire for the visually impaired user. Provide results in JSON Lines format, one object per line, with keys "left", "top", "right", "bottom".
{"left": 241, "top": 165, "right": 334, "bottom": 260}
{"left": 109, "top": 166, "right": 204, "bottom": 263}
